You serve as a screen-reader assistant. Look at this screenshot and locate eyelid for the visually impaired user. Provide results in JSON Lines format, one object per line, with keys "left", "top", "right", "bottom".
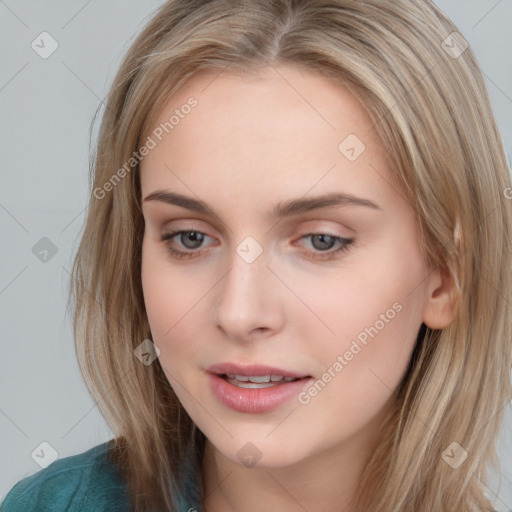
{"left": 161, "top": 217, "right": 355, "bottom": 243}
{"left": 160, "top": 226, "right": 355, "bottom": 263}
{"left": 162, "top": 217, "right": 354, "bottom": 236}
{"left": 296, "top": 218, "right": 357, "bottom": 236}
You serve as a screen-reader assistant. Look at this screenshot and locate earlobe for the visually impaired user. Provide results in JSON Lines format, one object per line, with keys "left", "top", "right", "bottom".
{"left": 422, "top": 266, "right": 459, "bottom": 329}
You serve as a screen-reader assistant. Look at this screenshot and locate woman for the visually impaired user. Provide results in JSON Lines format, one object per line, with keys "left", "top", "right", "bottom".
{"left": 1, "top": 0, "right": 511, "bottom": 511}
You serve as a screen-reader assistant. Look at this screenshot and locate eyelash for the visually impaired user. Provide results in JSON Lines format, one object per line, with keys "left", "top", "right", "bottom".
{"left": 160, "top": 230, "right": 354, "bottom": 261}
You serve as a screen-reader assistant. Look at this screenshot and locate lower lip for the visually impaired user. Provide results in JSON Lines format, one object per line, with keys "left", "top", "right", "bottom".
{"left": 207, "top": 373, "right": 313, "bottom": 413}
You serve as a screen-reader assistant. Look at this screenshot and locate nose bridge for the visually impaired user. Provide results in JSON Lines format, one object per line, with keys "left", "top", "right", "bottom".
{"left": 213, "top": 237, "right": 280, "bottom": 338}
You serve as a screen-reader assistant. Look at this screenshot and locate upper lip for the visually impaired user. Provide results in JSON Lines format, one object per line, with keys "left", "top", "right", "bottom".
{"left": 207, "top": 362, "right": 310, "bottom": 379}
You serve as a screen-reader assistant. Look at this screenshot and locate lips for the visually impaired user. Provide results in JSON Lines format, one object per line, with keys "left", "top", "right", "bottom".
{"left": 206, "top": 362, "right": 313, "bottom": 413}
{"left": 207, "top": 362, "right": 310, "bottom": 379}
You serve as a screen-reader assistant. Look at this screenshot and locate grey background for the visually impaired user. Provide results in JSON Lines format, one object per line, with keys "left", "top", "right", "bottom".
{"left": 0, "top": 0, "right": 511, "bottom": 508}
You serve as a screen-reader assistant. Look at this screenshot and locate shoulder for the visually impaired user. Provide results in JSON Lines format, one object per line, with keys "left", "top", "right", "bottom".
{"left": 0, "top": 441, "right": 130, "bottom": 512}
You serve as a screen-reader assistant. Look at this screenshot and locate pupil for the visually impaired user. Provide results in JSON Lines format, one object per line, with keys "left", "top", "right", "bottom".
{"left": 313, "top": 234, "right": 334, "bottom": 250}
{"left": 183, "top": 231, "right": 203, "bottom": 249}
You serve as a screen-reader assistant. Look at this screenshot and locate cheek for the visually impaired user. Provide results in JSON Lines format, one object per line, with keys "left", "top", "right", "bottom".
{"left": 297, "top": 243, "right": 426, "bottom": 384}
{"left": 141, "top": 245, "right": 169, "bottom": 337}
{"left": 140, "top": 242, "right": 212, "bottom": 367}
{"left": 141, "top": 242, "right": 182, "bottom": 349}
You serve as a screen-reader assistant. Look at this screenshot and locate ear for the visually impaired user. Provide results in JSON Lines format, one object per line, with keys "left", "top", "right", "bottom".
{"left": 422, "top": 264, "right": 458, "bottom": 329}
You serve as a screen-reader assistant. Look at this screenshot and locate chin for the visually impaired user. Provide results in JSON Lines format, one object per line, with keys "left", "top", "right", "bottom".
{"left": 208, "top": 434, "right": 312, "bottom": 470}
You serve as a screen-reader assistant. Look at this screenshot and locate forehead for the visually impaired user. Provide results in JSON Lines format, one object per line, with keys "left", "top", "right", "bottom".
{"left": 149, "top": 63, "right": 375, "bottom": 137}
{"left": 139, "top": 64, "right": 393, "bottom": 211}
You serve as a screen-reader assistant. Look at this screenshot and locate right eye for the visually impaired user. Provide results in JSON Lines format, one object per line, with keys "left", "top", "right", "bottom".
{"left": 160, "top": 230, "right": 216, "bottom": 260}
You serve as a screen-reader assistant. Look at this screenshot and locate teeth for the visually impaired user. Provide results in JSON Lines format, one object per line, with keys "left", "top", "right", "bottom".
{"left": 226, "top": 374, "right": 250, "bottom": 381}
{"left": 225, "top": 374, "right": 298, "bottom": 384}
{"left": 272, "top": 375, "right": 297, "bottom": 382}
{"left": 248, "top": 375, "right": 270, "bottom": 383}
{"left": 227, "top": 380, "right": 276, "bottom": 389}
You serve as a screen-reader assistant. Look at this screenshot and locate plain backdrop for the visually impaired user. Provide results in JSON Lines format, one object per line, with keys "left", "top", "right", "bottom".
{"left": 1, "top": 0, "right": 511, "bottom": 508}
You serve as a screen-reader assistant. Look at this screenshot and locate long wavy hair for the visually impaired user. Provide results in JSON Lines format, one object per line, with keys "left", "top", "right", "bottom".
{"left": 68, "top": 0, "right": 512, "bottom": 510}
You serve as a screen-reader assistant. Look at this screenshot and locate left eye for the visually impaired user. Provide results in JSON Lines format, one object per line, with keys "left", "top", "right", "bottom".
{"left": 302, "top": 233, "right": 343, "bottom": 251}
{"left": 160, "top": 230, "right": 354, "bottom": 261}
{"left": 297, "top": 233, "right": 354, "bottom": 261}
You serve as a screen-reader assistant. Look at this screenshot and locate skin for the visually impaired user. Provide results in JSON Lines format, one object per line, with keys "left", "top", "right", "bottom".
{"left": 139, "top": 63, "right": 455, "bottom": 512}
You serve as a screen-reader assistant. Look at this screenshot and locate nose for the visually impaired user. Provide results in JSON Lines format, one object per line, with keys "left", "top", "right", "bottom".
{"left": 212, "top": 246, "right": 284, "bottom": 342}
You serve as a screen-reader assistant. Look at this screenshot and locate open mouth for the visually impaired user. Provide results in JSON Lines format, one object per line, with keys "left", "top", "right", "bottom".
{"left": 220, "top": 373, "right": 304, "bottom": 389}
{"left": 208, "top": 371, "right": 314, "bottom": 413}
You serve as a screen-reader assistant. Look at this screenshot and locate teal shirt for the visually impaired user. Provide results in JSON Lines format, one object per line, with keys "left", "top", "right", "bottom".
{"left": 0, "top": 441, "right": 202, "bottom": 512}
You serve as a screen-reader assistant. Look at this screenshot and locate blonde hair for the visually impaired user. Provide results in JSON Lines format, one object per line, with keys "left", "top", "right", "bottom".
{"left": 69, "top": 0, "right": 512, "bottom": 510}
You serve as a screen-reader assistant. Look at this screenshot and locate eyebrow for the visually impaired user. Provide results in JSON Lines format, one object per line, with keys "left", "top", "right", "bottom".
{"left": 142, "top": 190, "right": 381, "bottom": 218}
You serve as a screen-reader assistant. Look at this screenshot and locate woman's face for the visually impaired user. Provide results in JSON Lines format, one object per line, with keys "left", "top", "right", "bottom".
{"left": 140, "top": 64, "right": 448, "bottom": 468}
